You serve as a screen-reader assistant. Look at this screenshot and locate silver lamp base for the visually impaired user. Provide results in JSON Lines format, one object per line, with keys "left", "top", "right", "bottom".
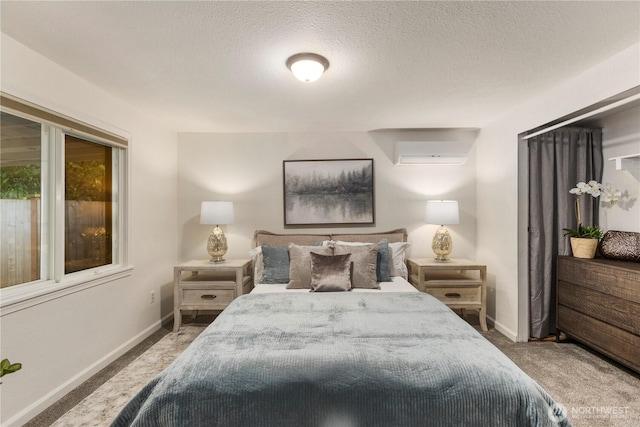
{"left": 207, "top": 225, "right": 228, "bottom": 263}
{"left": 432, "top": 225, "right": 453, "bottom": 262}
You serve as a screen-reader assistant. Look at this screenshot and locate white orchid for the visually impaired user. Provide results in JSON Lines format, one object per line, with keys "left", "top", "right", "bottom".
{"left": 569, "top": 180, "right": 620, "bottom": 228}
{"left": 601, "top": 184, "right": 622, "bottom": 204}
{"left": 569, "top": 180, "right": 604, "bottom": 197}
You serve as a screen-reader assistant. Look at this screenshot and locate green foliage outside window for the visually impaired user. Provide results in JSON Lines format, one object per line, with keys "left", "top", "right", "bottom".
{"left": 0, "top": 164, "right": 41, "bottom": 199}
{"left": 1, "top": 161, "right": 107, "bottom": 201}
{"left": 65, "top": 161, "right": 107, "bottom": 201}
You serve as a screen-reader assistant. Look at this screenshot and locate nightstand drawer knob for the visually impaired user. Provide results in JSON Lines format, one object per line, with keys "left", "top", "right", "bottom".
{"left": 201, "top": 294, "right": 217, "bottom": 300}
{"left": 445, "top": 292, "right": 462, "bottom": 298}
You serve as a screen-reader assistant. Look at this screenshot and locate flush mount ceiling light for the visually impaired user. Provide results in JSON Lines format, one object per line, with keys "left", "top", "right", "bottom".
{"left": 286, "top": 53, "right": 330, "bottom": 82}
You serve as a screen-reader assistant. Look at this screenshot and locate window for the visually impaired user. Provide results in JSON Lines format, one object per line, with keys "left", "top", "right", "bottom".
{"left": 65, "top": 136, "right": 113, "bottom": 274}
{"left": 0, "top": 113, "right": 42, "bottom": 287}
{"left": 0, "top": 93, "right": 128, "bottom": 300}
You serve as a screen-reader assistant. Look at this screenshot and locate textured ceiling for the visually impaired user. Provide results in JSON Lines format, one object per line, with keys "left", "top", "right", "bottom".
{"left": 1, "top": 1, "right": 639, "bottom": 133}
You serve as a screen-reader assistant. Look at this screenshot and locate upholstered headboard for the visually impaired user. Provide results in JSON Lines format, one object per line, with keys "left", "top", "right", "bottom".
{"left": 331, "top": 229, "right": 407, "bottom": 244}
{"left": 252, "top": 228, "right": 410, "bottom": 282}
{"left": 253, "top": 228, "right": 408, "bottom": 247}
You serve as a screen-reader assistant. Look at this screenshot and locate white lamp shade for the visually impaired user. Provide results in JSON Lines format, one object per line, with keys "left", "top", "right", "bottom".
{"left": 200, "top": 201, "right": 235, "bottom": 225}
{"left": 425, "top": 200, "right": 459, "bottom": 225}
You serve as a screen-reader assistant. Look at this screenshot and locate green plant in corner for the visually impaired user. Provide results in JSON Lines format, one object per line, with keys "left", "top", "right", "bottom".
{"left": 0, "top": 358, "right": 22, "bottom": 383}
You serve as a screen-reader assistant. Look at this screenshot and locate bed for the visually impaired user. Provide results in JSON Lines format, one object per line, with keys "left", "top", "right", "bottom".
{"left": 112, "top": 229, "right": 570, "bottom": 427}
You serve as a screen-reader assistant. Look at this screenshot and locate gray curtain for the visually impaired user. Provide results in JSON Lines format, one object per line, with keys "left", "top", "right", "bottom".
{"left": 528, "top": 127, "right": 603, "bottom": 339}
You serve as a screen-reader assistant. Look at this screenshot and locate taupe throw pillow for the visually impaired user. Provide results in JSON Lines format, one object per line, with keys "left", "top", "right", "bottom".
{"left": 310, "top": 252, "right": 352, "bottom": 292}
{"left": 333, "top": 240, "right": 391, "bottom": 282}
{"left": 333, "top": 245, "right": 379, "bottom": 289}
{"left": 287, "top": 244, "right": 333, "bottom": 289}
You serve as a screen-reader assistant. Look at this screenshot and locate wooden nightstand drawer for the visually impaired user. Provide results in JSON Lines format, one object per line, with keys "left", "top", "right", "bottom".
{"left": 182, "top": 288, "right": 235, "bottom": 308}
{"left": 425, "top": 287, "right": 480, "bottom": 304}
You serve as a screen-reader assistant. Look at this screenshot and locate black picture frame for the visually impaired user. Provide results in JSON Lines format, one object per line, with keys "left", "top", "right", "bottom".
{"left": 283, "top": 159, "right": 375, "bottom": 226}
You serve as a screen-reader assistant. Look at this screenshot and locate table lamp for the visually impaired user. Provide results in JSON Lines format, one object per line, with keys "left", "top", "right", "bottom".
{"left": 200, "top": 201, "right": 234, "bottom": 262}
{"left": 425, "top": 200, "right": 459, "bottom": 262}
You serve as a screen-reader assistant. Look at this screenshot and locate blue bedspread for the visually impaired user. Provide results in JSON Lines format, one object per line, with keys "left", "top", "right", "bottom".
{"left": 112, "top": 292, "right": 570, "bottom": 426}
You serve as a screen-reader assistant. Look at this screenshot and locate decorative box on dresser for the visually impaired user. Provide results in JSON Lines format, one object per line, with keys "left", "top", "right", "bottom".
{"left": 407, "top": 258, "right": 488, "bottom": 331}
{"left": 173, "top": 259, "right": 253, "bottom": 332}
{"left": 556, "top": 256, "right": 640, "bottom": 372}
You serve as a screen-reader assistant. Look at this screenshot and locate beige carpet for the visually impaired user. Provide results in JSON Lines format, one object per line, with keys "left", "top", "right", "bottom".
{"left": 49, "top": 326, "right": 205, "bottom": 427}
{"left": 39, "top": 322, "right": 640, "bottom": 427}
{"left": 487, "top": 331, "right": 640, "bottom": 427}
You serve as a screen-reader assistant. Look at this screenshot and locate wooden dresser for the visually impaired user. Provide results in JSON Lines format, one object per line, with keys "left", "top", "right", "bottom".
{"left": 556, "top": 256, "right": 640, "bottom": 372}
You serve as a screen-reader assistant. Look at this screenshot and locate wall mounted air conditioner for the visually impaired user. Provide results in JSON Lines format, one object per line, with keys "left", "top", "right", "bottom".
{"left": 394, "top": 141, "right": 469, "bottom": 165}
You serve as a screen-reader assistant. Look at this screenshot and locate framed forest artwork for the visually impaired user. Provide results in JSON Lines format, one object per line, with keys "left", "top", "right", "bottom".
{"left": 283, "top": 159, "right": 374, "bottom": 226}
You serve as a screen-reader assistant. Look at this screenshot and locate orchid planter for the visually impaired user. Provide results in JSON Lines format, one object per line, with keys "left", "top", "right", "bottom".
{"left": 569, "top": 237, "right": 598, "bottom": 259}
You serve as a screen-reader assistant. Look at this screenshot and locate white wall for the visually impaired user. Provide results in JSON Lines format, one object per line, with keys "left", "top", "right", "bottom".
{"left": 475, "top": 43, "right": 640, "bottom": 341}
{"left": 177, "top": 130, "right": 478, "bottom": 264}
{"left": 2, "top": 26, "right": 637, "bottom": 424}
{"left": 0, "top": 34, "right": 179, "bottom": 425}
{"left": 596, "top": 106, "right": 640, "bottom": 232}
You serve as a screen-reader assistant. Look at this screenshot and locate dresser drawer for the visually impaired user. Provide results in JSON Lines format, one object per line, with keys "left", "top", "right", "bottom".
{"left": 425, "top": 287, "right": 480, "bottom": 304}
{"left": 556, "top": 256, "right": 640, "bottom": 373}
{"left": 182, "top": 288, "right": 235, "bottom": 309}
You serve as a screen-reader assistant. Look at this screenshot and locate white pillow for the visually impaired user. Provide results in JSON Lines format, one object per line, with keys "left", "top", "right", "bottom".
{"left": 249, "top": 246, "right": 263, "bottom": 283}
{"left": 389, "top": 242, "right": 410, "bottom": 279}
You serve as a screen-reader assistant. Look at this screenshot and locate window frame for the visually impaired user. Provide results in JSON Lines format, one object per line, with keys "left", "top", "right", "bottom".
{"left": 0, "top": 93, "right": 132, "bottom": 315}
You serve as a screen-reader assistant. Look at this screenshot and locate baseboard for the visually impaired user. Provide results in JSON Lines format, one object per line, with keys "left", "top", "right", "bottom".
{"left": 5, "top": 317, "right": 167, "bottom": 427}
{"left": 488, "top": 315, "right": 519, "bottom": 342}
{"left": 160, "top": 311, "right": 174, "bottom": 326}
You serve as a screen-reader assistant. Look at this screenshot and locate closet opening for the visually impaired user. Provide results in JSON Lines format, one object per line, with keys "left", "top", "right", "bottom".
{"left": 517, "top": 86, "right": 640, "bottom": 342}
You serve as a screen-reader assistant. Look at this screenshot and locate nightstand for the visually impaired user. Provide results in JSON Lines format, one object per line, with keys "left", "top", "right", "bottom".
{"left": 407, "top": 258, "right": 487, "bottom": 331}
{"left": 173, "top": 259, "right": 253, "bottom": 331}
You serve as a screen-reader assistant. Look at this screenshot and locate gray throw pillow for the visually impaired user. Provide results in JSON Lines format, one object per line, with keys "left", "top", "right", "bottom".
{"left": 309, "top": 252, "right": 352, "bottom": 292}
{"left": 261, "top": 245, "right": 290, "bottom": 284}
{"left": 287, "top": 244, "right": 333, "bottom": 289}
{"left": 375, "top": 239, "right": 392, "bottom": 282}
{"left": 333, "top": 245, "right": 379, "bottom": 289}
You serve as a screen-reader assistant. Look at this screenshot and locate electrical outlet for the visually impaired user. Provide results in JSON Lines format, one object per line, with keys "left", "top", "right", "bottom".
{"left": 150, "top": 291, "right": 155, "bottom": 304}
